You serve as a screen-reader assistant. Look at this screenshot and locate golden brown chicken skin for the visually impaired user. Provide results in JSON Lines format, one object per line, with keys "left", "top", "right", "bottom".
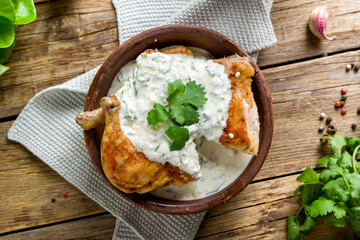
{"left": 100, "top": 96, "right": 194, "bottom": 193}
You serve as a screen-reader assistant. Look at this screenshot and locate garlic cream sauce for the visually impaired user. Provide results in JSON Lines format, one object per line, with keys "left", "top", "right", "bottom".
{"left": 108, "top": 47, "right": 254, "bottom": 200}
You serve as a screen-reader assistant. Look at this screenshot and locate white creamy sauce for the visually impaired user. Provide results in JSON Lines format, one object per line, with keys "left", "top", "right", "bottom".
{"left": 108, "top": 47, "right": 255, "bottom": 200}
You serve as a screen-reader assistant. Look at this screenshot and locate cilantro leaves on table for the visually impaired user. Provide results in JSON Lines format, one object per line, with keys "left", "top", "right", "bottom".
{"left": 288, "top": 135, "right": 360, "bottom": 240}
{"left": 147, "top": 79, "right": 207, "bottom": 151}
{"left": 0, "top": 0, "right": 36, "bottom": 76}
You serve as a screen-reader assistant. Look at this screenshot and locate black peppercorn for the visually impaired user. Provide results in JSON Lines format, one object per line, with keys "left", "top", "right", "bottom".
{"left": 325, "top": 117, "right": 332, "bottom": 125}
{"left": 354, "top": 64, "right": 360, "bottom": 71}
{"left": 358, "top": 107, "right": 360, "bottom": 115}
{"left": 341, "top": 100, "right": 346, "bottom": 107}
{"left": 341, "top": 95, "right": 348, "bottom": 101}
{"left": 352, "top": 123, "right": 357, "bottom": 130}
{"left": 51, "top": 198, "right": 56, "bottom": 203}
{"left": 318, "top": 127, "right": 324, "bottom": 133}
{"left": 351, "top": 63, "right": 355, "bottom": 69}
{"left": 327, "top": 125, "right": 337, "bottom": 134}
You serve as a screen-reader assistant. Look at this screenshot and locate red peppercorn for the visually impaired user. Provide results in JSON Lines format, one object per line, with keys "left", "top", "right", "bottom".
{"left": 335, "top": 101, "right": 342, "bottom": 107}
{"left": 341, "top": 88, "right": 347, "bottom": 95}
{"left": 64, "top": 193, "right": 69, "bottom": 198}
{"left": 341, "top": 108, "right": 347, "bottom": 115}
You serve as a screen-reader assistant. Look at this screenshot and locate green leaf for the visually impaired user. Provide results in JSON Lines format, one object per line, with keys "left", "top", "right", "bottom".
{"left": 167, "top": 79, "right": 184, "bottom": 105}
{"left": 12, "top": 0, "right": 37, "bottom": 25}
{"left": 345, "top": 173, "right": 360, "bottom": 199}
{"left": 165, "top": 126, "right": 189, "bottom": 151}
{"left": 0, "top": 64, "right": 10, "bottom": 75}
{"left": 0, "top": 40, "right": 15, "bottom": 64}
{"left": 317, "top": 155, "right": 330, "bottom": 168}
{"left": 0, "top": 0, "right": 16, "bottom": 23}
{"left": 297, "top": 167, "right": 319, "bottom": 184}
{"left": 147, "top": 103, "right": 169, "bottom": 125}
{"left": 0, "top": 22, "right": 15, "bottom": 48}
{"left": 170, "top": 104, "right": 199, "bottom": 126}
{"left": 300, "top": 216, "right": 316, "bottom": 231}
{"left": 325, "top": 215, "right": 347, "bottom": 228}
{"left": 287, "top": 215, "right": 300, "bottom": 240}
{"left": 319, "top": 168, "right": 342, "bottom": 183}
{"left": 337, "top": 151, "right": 353, "bottom": 172}
{"left": 329, "top": 135, "right": 347, "bottom": 157}
{"left": 351, "top": 207, "right": 360, "bottom": 218}
{"left": 345, "top": 137, "right": 360, "bottom": 153}
{"left": 298, "top": 183, "right": 323, "bottom": 205}
{"left": 323, "top": 178, "right": 350, "bottom": 202}
{"left": 333, "top": 203, "right": 347, "bottom": 219}
{"left": 307, "top": 196, "right": 336, "bottom": 217}
{"left": 179, "top": 80, "right": 207, "bottom": 107}
{"left": 348, "top": 215, "right": 360, "bottom": 233}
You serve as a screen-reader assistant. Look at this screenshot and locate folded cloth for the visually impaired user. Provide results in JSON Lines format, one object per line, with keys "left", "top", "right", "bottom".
{"left": 8, "top": 0, "right": 277, "bottom": 239}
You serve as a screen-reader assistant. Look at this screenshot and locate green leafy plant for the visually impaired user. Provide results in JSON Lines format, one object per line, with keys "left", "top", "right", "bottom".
{"left": 147, "top": 79, "right": 207, "bottom": 151}
{"left": 0, "top": 0, "right": 36, "bottom": 75}
{"left": 288, "top": 135, "right": 360, "bottom": 240}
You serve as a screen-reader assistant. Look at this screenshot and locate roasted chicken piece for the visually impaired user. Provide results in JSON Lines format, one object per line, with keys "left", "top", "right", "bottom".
{"left": 76, "top": 45, "right": 259, "bottom": 194}
{"left": 215, "top": 55, "right": 259, "bottom": 155}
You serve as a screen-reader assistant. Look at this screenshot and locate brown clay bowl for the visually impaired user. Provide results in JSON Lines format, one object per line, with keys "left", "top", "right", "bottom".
{"left": 84, "top": 24, "right": 274, "bottom": 214}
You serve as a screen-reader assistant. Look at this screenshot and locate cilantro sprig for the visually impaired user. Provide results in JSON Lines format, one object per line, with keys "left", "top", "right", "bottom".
{"left": 288, "top": 135, "right": 360, "bottom": 240}
{"left": 147, "top": 79, "right": 207, "bottom": 151}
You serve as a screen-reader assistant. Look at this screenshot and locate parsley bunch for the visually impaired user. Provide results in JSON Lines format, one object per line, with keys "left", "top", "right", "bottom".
{"left": 147, "top": 79, "right": 207, "bottom": 151}
{"left": 288, "top": 135, "right": 360, "bottom": 240}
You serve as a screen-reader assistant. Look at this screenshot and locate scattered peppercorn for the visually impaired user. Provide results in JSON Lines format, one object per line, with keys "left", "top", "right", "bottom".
{"left": 346, "top": 64, "right": 352, "bottom": 71}
{"left": 352, "top": 123, "right": 357, "bottom": 130}
{"left": 341, "top": 108, "right": 347, "bottom": 115}
{"left": 64, "top": 193, "right": 69, "bottom": 198}
{"left": 51, "top": 198, "right": 56, "bottom": 203}
{"left": 335, "top": 101, "right": 342, "bottom": 108}
{"left": 351, "top": 63, "right": 355, "bottom": 69}
{"left": 341, "top": 88, "right": 347, "bottom": 95}
{"left": 340, "top": 100, "right": 346, "bottom": 107}
{"left": 318, "top": 127, "right": 325, "bottom": 133}
{"left": 320, "top": 112, "right": 326, "bottom": 120}
{"left": 354, "top": 64, "right": 360, "bottom": 71}
{"left": 341, "top": 95, "right": 348, "bottom": 101}
{"left": 326, "top": 117, "right": 332, "bottom": 125}
{"left": 327, "top": 125, "right": 337, "bottom": 134}
{"left": 358, "top": 107, "right": 360, "bottom": 115}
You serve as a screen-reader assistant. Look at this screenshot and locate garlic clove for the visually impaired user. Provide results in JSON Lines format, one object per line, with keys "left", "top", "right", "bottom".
{"left": 309, "top": 6, "right": 334, "bottom": 40}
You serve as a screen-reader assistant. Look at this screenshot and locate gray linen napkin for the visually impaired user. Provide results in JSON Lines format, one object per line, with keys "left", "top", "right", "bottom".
{"left": 8, "top": 1, "right": 277, "bottom": 239}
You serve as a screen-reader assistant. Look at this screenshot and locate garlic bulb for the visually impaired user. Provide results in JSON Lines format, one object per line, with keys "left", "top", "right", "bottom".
{"left": 308, "top": 6, "right": 334, "bottom": 40}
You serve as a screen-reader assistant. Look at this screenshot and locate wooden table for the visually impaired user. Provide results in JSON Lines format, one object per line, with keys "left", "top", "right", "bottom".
{"left": 1, "top": 0, "right": 359, "bottom": 239}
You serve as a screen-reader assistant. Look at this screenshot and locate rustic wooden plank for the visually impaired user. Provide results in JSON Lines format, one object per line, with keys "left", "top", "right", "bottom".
{"left": 256, "top": 49, "right": 360, "bottom": 180}
{"left": 0, "top": 0, "right": 118, "bottom": 118}
{"left": 1, "top": 0, "right": 360, "bottom": 118}
{"left": 0, "top": 214, "right": 116, "bottom": 240}
{"left": 1, "top": 50, "right": 360, "bottom": 233}
{"left": 0, "top": 121, "right": 106, "bottom": 234}
{"left": 258, "top": 0, "right": 360, "bottom": 67}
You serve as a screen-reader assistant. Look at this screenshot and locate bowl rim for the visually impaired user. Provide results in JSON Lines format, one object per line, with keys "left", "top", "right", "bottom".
{"left": 83, "top": 24, "right": 274, "bottom": 215}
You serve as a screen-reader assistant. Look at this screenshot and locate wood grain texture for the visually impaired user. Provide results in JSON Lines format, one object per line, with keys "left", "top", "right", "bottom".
{"left": 258, "top": 0, "right": 360, "bottom": 66}
{"left": 0, "top": 121, "right": 106, "bottom": 234}
{"left": 1, "top": 0, "right": 360, "bottom": 118}
{"left": 1, "top": 50, "right": 359, "bottom": 234}
{"left": 257, "top": 49, "right": 360, "bottom": 180}
{"left": 0, "top": 214, "right": 116, "bottom": 240}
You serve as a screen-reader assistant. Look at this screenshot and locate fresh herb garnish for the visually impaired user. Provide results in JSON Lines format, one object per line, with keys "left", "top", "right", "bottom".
{"left": 147, "top": 79, "right": 207, "bottom": 151}
{"left": 288, "top": 135, "right": 360, "bottom": 240}
{"left": 0, "top": 0, "right": 36, "bottom": 76}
